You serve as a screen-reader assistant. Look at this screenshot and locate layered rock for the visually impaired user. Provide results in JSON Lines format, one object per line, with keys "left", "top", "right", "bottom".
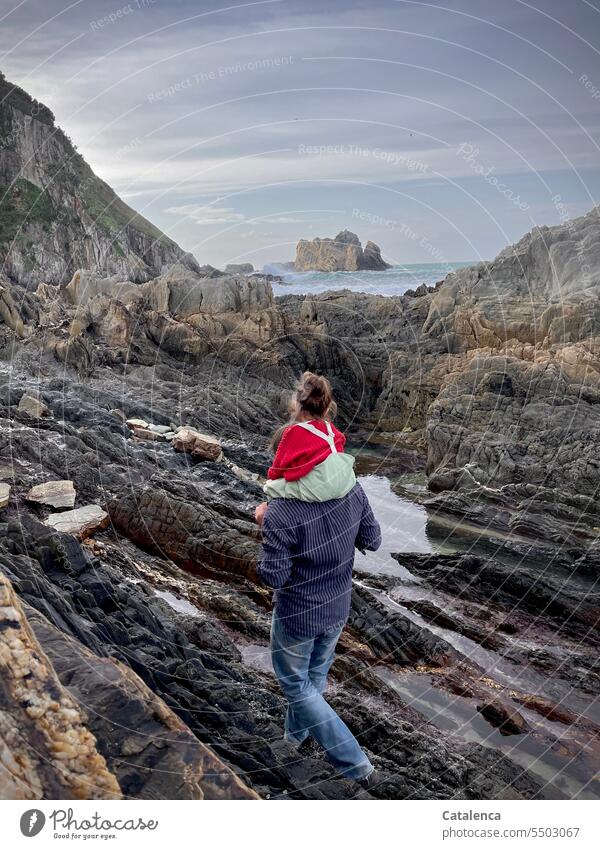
{"left": 0, "top": 573, "right": 121, "bottom": 800}
{"left": 295, "top": 230, "right": 391, "bottom": 271}
{"left": 27, "top": 606, "right": 259, "bottom": 800}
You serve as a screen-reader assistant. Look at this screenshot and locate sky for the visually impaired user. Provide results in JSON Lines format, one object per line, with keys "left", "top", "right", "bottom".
{"left": 1, "top": 0, "right": 599, "bottom": 268}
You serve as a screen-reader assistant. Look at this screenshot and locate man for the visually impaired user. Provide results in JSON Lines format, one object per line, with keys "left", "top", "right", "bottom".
{"left": 255, "top": 483, "right": 382, "bottom": 786}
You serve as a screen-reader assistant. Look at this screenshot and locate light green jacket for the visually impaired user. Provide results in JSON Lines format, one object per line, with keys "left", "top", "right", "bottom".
{"left": 264, "top": 452, "right": 356, "bottom": 502}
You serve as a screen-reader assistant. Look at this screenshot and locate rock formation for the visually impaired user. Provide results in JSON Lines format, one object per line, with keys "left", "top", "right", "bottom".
{"left": 224, "top": 262, "right": 254, "bottom": 274}
{"left": 295, "top": 230, "right": 391, "bottom": 271}
{"left": 0, "top": 73, "right": 198, "bottom": 287}
{"left": 0, "top": 573, "right": 121, "bottom": 800}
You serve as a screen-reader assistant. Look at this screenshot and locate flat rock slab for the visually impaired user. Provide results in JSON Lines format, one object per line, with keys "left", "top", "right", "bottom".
{"left": 0, "top": 483, "right": 10, "bottom": 509}
{"left": 26, "top": 480, "right": 76, "bottom": 509}
{"left": 172, "top": 427, "right": 222, "bottom": 460}
{"left": 45, "top": 505, "right": 109, "bottom": 539}
{"left": 18, "top": 393, "right": 51, "bottom": 418}
{"left": 133, "top": 427, "right": 165, "bottom": 442}
{"left": 125, "top": 417, "right": 148, "bottom": 429}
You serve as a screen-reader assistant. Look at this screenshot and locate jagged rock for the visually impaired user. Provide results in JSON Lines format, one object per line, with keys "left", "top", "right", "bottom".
{"left": 65, "top": 270, "right": 141, "bottom": 307}
{"left": 362, "top": 240, "right": 391, "bottom": 271}
{"left": 197, "top": 264, "right": 225, "bottom": 278}
{"left": 142, "top": 263, "right": 273, "bottom": 318}
{"left": 224, "top": 263, "right": 254, "bottom": 274}
{"left": 18, "top": 393, "right": 50, "bottom": 418}
{"left": 45, "top": 505, "right": 109, "bottom": 538}
{"left": 0, "top": 483, "right": 9, "bottom": 508}
{"left": 0, "top": 573, "right": 121, "bottom": 800}
{"left": 52, "top": 335, "right": 96, "bottom": 376}
{"left": 172, "top": 428, "right": 222, "bottom": 460}
{"left": 0, "top": 274, "right": 25, "bottom": 337}
{"left": 295, "top": 230, "right": 391, "bottom": 271}
{"left": 391, "top": 551, "right": 600, "bottom": 640}
{"left": 26, "top": 480, "right": 76, "bottom": 509}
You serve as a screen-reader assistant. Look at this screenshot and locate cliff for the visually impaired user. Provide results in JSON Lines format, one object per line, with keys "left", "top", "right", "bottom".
{"left": 0, "top": 73, "right": 199, "bottom": 287}
{"left": 295, "top": 230, "right": 391, "bottom": 271}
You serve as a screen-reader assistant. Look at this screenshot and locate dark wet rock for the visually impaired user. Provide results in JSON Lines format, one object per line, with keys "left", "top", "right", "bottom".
{"left": 328, "top": 699, "right": 540, "bottom": 800}
{"left": 348, "top": 584, "right": 461, "bottom": 667}
{"left": 0, "top": 516, "right": 546, "bottom": 800}
{"left": 476, "top": 698, "right": 529, "bottom": 736}
{"left": 391, "top": 551, "right": 600, "bottom": 642}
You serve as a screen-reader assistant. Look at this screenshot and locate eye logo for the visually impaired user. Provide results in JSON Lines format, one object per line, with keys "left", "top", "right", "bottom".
{"left": 20, "top": 810, "right": 46, "bottom": 837}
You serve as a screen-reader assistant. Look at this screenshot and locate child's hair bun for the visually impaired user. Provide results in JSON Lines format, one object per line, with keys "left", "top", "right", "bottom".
{"left": 295, "top": 371, "right": 335, "bottom": 417}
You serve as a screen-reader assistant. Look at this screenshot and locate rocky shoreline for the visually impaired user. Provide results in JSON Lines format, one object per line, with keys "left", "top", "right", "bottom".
{"left": 1, "top": 74, "right": 599, "bottom": 800}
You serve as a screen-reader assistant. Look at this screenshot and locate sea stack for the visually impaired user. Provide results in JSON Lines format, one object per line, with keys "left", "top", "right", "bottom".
{"left": 294, "top": 230, "right": 391, "bottom": 271}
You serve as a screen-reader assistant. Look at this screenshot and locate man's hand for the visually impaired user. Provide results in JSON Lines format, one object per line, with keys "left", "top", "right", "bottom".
{"left": 255, "top": 501, "right": 268, "bottom": 527}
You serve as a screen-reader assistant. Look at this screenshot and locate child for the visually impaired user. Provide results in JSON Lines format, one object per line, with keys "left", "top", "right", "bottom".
{"left": 264, "top": 371, "right": 356, "bottom": 502}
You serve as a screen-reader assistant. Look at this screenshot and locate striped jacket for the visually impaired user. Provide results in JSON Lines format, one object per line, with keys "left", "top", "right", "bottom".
{"left": 257, "top": 483, "right": 382, "bottom": 636}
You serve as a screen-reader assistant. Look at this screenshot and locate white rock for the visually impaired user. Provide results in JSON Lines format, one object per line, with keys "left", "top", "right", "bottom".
{"left": 45, "top": 505, "right": 109, "bottom": 539}
{"left": 0, "top": 483, "right": 10, "bottom": 509}
{"left": 126, "top": 418, "right": 148, "bottom": 430}
{"left": 26, "top": 480, "right": 76, "bottom": 509}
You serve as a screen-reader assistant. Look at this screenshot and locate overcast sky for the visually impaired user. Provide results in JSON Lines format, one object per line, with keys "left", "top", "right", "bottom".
{"left": 1, "top": 0, "right": 599, "bottom": 268}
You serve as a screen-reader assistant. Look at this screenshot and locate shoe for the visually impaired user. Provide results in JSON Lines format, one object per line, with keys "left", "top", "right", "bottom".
{"left": 356, "top": 769, "right": 377, "bottom": 790}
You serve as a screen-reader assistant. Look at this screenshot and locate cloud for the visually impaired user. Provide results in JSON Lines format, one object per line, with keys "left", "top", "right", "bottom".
{"left": 251, "top": 214, "right": 308, "bottom": 223}
{"left": 164, "top": 203, "right": 245, "bottom": 224}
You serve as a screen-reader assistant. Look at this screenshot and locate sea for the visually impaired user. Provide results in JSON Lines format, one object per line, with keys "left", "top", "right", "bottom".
{"left": 265, "top": 261, "right": 473, "bottom": 297}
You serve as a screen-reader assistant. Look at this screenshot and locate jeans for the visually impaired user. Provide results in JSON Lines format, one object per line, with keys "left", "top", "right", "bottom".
{"left": 270, "top": 610, "right": 373, "bottom": 781}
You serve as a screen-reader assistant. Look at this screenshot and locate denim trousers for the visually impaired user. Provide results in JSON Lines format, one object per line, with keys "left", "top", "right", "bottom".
{"left": 270, "top": 609, "right": 373, "bottom": 780}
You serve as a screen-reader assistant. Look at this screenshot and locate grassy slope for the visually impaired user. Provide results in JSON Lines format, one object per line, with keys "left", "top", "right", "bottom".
{"left": 0, "top": 72, "right": 178, "bottom": 250}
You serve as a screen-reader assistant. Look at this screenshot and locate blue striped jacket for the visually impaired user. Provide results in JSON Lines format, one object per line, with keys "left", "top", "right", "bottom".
{"left": 257, "top": 483, "right": 382, "bottom": 636}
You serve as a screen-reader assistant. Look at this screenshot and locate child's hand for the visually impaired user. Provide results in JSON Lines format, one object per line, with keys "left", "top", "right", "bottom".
{"left": 255, "top": 501, "right": 268, "bottom": 527}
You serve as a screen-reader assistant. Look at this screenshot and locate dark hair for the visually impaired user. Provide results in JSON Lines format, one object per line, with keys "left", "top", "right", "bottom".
{"left": 294, "top": 371, "right": 335, "bottom": 418}
{"left": 270, "top": 371, "right": 337, "bottom": 450}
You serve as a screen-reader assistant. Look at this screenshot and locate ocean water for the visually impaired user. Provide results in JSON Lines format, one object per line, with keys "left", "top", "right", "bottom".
{"left": 267, "top": 261, "right": 473, "bottom": 297}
